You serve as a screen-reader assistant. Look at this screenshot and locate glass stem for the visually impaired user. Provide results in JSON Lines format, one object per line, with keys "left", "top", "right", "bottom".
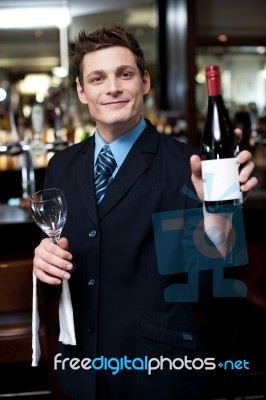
{"left": 51, "top": 236, "right": 60, "bottom": 245}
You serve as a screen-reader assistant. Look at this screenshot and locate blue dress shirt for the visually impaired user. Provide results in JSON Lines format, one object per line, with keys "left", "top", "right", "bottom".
{"left": 94, "top": 117, "right": 147, "bottom": 178}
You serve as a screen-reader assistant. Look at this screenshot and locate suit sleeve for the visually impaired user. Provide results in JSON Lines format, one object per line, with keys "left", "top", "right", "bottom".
{"left": 38, "top": 154, "right": 63, "bottom": 305}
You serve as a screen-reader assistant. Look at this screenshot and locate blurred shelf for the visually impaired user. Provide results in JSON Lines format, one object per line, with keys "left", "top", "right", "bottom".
{"left": 244, "top": 190, "right": 266, "bottom": 209}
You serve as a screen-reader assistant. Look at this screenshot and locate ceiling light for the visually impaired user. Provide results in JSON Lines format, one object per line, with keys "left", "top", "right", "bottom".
{"left": 217, "top": 34, "right": 228, "bottom": 42}
{"left": 195, "top": 72, "right": 205, "bottom": 84}
{"left": 257, "top": 46, "right": 266, "bottom": 54}
{"left": 18, "top": 74, "right": 51, "bottom": 96}
{"left": 148, "top": 19, "right": 158, "bottom": 28}
{"left": 34, "top": 29, "right": 44, "bottom": 38}
{"left": 52, "top": 66, "right": 68, "bottom": 78}
{"left": 0, "top": 7, "right": 71, "bottom": 29}
{"left": 0, "top": 88, "right": 7, "bottom": 102}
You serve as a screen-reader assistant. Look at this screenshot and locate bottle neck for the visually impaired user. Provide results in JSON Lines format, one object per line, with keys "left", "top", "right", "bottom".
{"left": 206, "top": 76, "right": 222, "bottom": 97}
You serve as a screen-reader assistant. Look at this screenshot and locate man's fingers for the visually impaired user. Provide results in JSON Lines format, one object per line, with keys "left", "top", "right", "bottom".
{"left": 236, "top": 150, "right": 252, "bottom": 165}
{"left": 33, "top": 267, "right": 62, "bottom": 285}
{"left": 190, "top": 154, "right": 202, "bottom": 178}
{"left": 33, "top": 237, "right": 74, "bottom": 285}
{"left": 42, "top": 237, "right": 72, "bottom": 261}
{"left": 239, "top": 160, "right": 254, "bottom": 183}
{"left": 58, "top": 237, "right": 70, "bottom": 251}
{"left": 234, "top": 128, "right": 242, "bottom": 142}
{"left": 240, "top": 176, "right": 258, "bottom": 193}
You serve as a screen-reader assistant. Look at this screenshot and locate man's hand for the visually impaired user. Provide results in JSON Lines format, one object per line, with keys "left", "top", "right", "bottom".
{"left": 33, "top": 237, "right": 74, "bottom": 285}
{"left": 190, "top": 128, "right": 258, "bottom": 202}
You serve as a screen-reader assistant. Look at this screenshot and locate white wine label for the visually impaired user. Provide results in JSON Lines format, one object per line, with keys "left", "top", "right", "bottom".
{"left": 202, "top": 158, "right": 241, "bottom": 201}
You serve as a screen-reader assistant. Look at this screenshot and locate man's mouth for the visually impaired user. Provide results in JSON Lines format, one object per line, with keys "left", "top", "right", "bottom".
{"left": 102, "top": 100, "right": 129, "bottom": 106}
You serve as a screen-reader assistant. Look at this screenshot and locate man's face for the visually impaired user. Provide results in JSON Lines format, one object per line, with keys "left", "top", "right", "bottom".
{"left": 76, "top": 46, "right": 150, "bottom": 139}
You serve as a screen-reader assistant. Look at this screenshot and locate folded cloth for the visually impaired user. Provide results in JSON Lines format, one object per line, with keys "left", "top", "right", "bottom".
{"left": 32, "top": 273, "right": 41, "bottom": 367}
{"left": 32, "top": 274, "right": 76, "bottom": 367}
{"left": 58, "top": 279, "right": 77, "bottom": 345}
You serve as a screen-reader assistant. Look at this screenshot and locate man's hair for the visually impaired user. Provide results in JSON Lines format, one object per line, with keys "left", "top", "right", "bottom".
{"left": 73, "top": 24, "right": 146, "bottom": 87}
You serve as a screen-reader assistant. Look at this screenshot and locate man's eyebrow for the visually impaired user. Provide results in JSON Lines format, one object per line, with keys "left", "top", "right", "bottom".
{"left": 86, "top": 65, "right": 136, "bottom": 79}
{"left": 116, "top": 65, "right": 136, "bottom": 71}
{"left": 86, "top": 69, "right": 105, "bottom": 78}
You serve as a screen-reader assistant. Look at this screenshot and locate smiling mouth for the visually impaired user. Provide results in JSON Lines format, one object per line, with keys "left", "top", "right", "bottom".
{"left": 102, "top": 100, "right": 129, "bottom": 106}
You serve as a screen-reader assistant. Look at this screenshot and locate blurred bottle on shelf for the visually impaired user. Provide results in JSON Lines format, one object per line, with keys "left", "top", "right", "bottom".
{"left": 30, "top": 104, "right": 47, "bottom": 158}
{"left": 172, "top": 119, "right": 188, "bottom": 143}
{"left": 234, "top": 104, "right": 251, "bottom": 151}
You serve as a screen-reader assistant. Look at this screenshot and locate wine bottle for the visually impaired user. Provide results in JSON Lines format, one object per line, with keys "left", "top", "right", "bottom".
{"left": 201, "top": 65, "right": 242, "bottom": 213}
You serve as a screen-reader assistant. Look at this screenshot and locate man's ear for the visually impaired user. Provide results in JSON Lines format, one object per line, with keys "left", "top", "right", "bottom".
{"left": 142, "top": 71, "right": 151, "bottom": 95}
{"left": 76, "top": 80, "right": 88, "bottom": 104}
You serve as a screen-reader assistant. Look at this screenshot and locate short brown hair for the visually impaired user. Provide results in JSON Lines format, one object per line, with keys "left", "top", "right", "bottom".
{"left": 73, "top": 25, "right": 146, "bottom": 87}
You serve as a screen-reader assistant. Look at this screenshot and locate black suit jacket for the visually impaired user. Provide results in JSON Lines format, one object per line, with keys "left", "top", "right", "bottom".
{"left": 42, "top": 120, "right": 208, "bottom": 400}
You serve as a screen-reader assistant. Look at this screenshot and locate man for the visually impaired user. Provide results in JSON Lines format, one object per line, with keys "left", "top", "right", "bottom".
{"left": 33, "top": 25, "right": 257, "bottom": 399}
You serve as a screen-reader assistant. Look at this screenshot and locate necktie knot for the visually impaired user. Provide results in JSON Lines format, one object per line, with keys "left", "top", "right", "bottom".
{"left": 95, "top": 145, "right": 116, "bottom": 204}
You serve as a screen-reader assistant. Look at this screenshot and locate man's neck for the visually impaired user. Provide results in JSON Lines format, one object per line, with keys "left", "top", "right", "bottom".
{"left": 96, "top": 117, "right": 141, "bottom": 144}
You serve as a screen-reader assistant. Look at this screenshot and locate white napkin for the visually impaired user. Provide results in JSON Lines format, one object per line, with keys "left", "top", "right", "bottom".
{"left": 32, "top": 273, "right": 41, "bottom": 366}
{"left": 32, "top": 274, "right": 76, "bottom": 367}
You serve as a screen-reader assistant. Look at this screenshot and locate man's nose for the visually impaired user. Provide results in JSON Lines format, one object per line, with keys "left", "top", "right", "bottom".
{"left": 106, "top": 77, "right": 122, "bottom": 94}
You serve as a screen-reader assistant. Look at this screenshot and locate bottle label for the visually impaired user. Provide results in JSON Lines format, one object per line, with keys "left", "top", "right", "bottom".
{"left": 202, "top": 158, "right": 241, "bottom": 201}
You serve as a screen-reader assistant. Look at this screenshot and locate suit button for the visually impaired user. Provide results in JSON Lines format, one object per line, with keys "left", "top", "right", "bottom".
{"left": 88, "top": 279, "right": 96, "bottom": 286}
{"left": 88, "top": 229, "right": 97, "bottom": 238}
{"left": 87, "top": 326, "right": 94, "bottom": 333}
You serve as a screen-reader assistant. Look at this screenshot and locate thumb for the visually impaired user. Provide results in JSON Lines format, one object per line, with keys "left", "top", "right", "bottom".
{"left": 58, "top": 237, "right": 69, "bottom": 251}
{"left": 190, "top": 154, "right": 204, "bottom": 202}
{"left": 190, "top": 154, "right": 202, "bottom": 179}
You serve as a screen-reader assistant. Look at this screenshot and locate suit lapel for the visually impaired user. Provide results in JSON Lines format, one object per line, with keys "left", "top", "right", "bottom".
{"left": 98, "top": 123, "right": 159, "bottom": 219}
{"left": 76, "top": 136, "right": 99, "bottom": 226}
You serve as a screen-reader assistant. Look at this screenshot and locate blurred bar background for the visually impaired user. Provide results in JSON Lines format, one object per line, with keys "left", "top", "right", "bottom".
{"left": 0, "top": 1, "right": 265, "bottom": 399}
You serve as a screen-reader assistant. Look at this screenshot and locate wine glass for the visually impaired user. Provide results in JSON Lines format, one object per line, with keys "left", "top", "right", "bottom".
{"left": 29, "top": 188, "right": 67, "bottom": 244}
{"left": 30, "top": 188, "right": 76, "bottom": 354}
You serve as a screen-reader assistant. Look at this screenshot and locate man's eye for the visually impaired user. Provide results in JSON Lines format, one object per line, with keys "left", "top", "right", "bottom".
{"left": 120, "top": 72, "right": 132, "bottom": 79}
{"left": 90, "top": 76, "right": 103, "bottom": 83}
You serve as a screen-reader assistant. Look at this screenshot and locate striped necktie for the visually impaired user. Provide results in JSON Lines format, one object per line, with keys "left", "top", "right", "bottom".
{"left": 95, "top": 145, "right": 117, "bottom": 204}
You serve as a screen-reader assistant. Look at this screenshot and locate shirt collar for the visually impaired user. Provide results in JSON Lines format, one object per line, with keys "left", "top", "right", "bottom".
{"left": 94, "top": 117, "right": 146, "bottom": 169}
